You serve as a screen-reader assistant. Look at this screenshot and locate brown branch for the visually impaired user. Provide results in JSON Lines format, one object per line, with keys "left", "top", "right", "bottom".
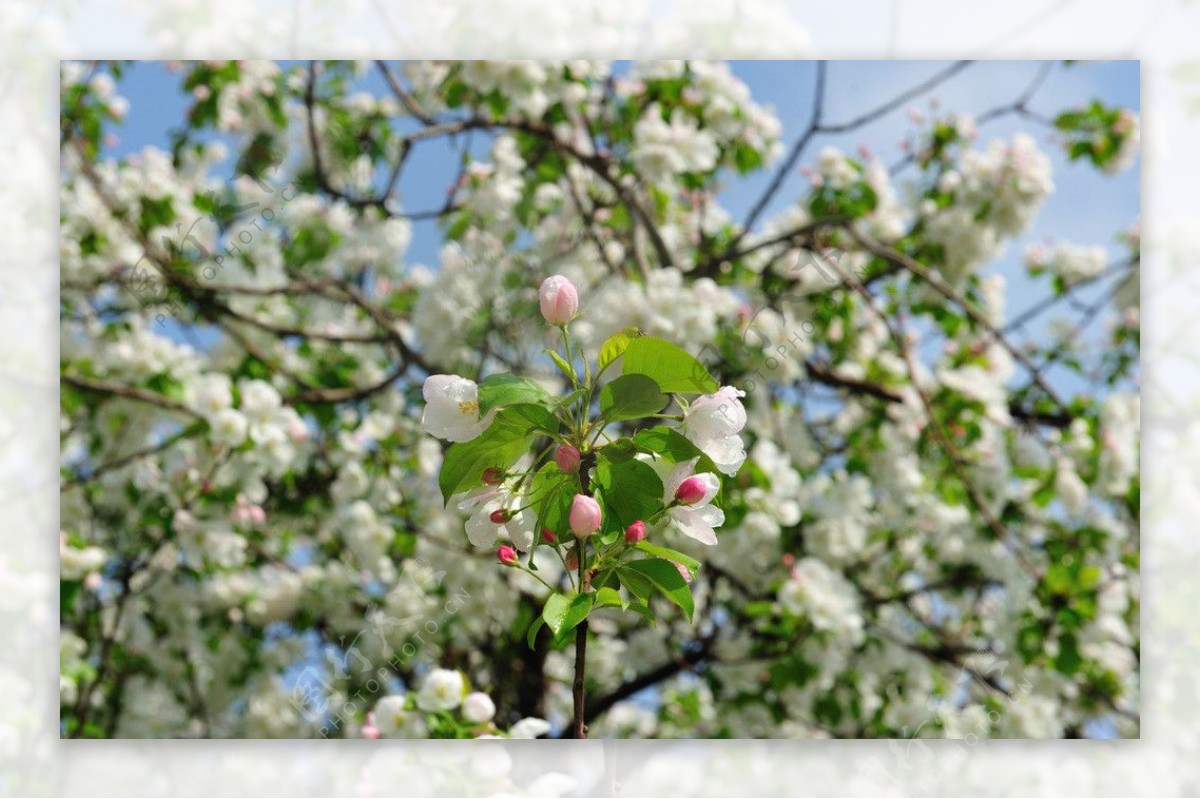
{"left": 735, "top": 61, "right": 826, "bottom": 248}
{"left": 64, "top": 421, "right": 203, "bottom": 489}
{"left": 375, "top": 60, "right": 434, "bottom": 125}
{"left": 844, "top": 227, "right": 1069, "bottom": 416}
{"left": 583, "top": 633, "right": 718, "bottom": 724}
{"left": 804, "top": 359, "right": 1068, "bottom": 429}
{"left": 62, "top": 374, "right": 199, "bottom": 418}
{"left": 825, "top": 253, "right": 1042, "bottom": 578}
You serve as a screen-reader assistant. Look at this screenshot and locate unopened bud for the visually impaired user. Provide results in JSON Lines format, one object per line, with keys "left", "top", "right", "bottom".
{"left": 555, "top": 444, "right": 581, "bottom": 474}
{"left": 675, "top": 476, "right": 708, "bottom": 505}
{"left": 569, "top": 494, "right": 602, "bottom": 538}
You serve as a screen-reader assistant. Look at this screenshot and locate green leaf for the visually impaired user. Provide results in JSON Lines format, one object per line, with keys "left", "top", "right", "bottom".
{"left": 599, "top": 373, "right": 668, "bottom": 421}
{"left": 635, "top": 540, "right": 700, "bottom": 571}
{"left": 1054, "top": 633, "right": 1083, "bottom": 675}
{"left": 593, "top": 456, "right": 664, "bottom": 533}
{"left": 633, "top": 427, "right": 717, "bottom": 473}
{"left": 61, "top": 579, "right": 82, "bottom": 618}
{"left": 597, "top": 438, "right": 637, "bottom": 463}
{"left": 598, "top": 326, "right": 641, "bottom": 372}
{"left": 438, "top": 404, "right": 556, "bottom": 503}
{"left": 621, "top": 336, "right": 718, "bottom": 394}
{"left": 477, "top": 373, "right": 551, "bottom": 416}
{"left": 557, "top": 387, "right": 587, "bottom": 408}
{"left": 623, "top": 600, "right": 656, "bottom": 625}
{"left": 545, "top": 349, "right": 576, "bottom": 384}
{"left": 529, "top": 461, "right": 578, "bottom": 539}
{"left": 526, "top": 616, "right": 545, "bottom": 650}
{"left": 499, "top": 403, "right": 558, "bottom": 434}
{"left": 542, "top": 592, "right": 593, "bottom": 636}
{"left": 618, "top": 567, "right": 653, "bottom": 603}
{"left": 594, "top": 586, "right": 626, "bottom": 609}
{"left": 622, "top": 558, "right": 694, "bottom": 621}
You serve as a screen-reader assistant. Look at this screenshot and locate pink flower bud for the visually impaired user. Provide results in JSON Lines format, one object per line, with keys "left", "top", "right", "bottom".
{"left": 569, "top": 494, "right": 602, "bottom": 538}
{"left": 541, "top": 528, "right": 557, "bottom": 544}
{"left": 490, "top": 508, "right": 512, "bottom": 524}
{"left": 482, "top": 467, "right": 505, "bottom": 486}
{"left": 497, "top": 545, "right": 518, "bottom": 565}
{"left": 555, "top": 444, "right": 581, "bottom": 474}
{"left": 625, "top": 520, "right": 646, "bottom": 545}
{"left": 539, "top": 275, "right": 579, "bottom": 325}
{"left": 674, "top": 561, "right": 692, "bottom": 583}
{"left": 675, "top": 476, "right": 709, "bottom": 505}
{"left": 362, "top": 712, "right": 380, "bottom": 739}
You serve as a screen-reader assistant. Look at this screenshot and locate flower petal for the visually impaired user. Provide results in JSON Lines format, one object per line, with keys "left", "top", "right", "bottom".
{"left": 671, "top": 506, "right": 720, "bottom": 546}
{"left": 697, "top": 434, "right": 746, "bottom": 477}
{"left": 660, "top": 457, "right": 700, "bottom": 505}
{"left": 505, "top": 508, "right": 536, "bottom": 552}
{"left": 465, "top": 503, "right": 501, "bottom": 549}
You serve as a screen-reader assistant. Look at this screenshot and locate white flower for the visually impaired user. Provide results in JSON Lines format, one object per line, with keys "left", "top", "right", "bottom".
{"left": 374, "top": 694, "right": 427, "bottom": 738}
{"left": 1055, "top": 458, "right": 1089, "bottom": 515}
{"left": 61, "top": 544, "right": 108, "bottom": 580}
{"left": 461, "top": 691, "right": 496, "bottom": 724}
{"left": 416, "top": 668, "right": 465, "bottom": 712}
{"left": 633, "top": 104, "right": 719, "bottom": 184}
{"left": 239, "top": 379, "right": 282, "bottom": 425}
{"left": 185, "top": 373, "right": 233, "bottom": 417}
{"left": 777, "top": 558, "right": 864, "bottom": 645}
{"left": 508, "top": 717, "right": 551, "bottom": 739}
{"left": 421, "top": 374, "right": 495, "bottom": 443}
{"left": 681, "top": 386, "right": 747, "bottom": 476}
{"left": 210, "top": 408, "right": 249, "bottom": 448}
{"left": 458, "top": 487, "right": 537, "bottom": 551}
{"left": 658, "top": 457, "right": 724, "bottom": 546}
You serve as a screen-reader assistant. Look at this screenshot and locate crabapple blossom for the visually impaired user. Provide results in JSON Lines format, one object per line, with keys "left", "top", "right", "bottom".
{"left": 658, "top": 458, "right": 724, "bottom": 546}
{"left": 416, "top": 668, "right": 466, "bottom": 712}
{"left": 538, "top": 274, "right": 579, "bottom": 325}
{"left": 674, "top": 475, "right": 715, "bottom": 505}
{"left": 569, "top": 494, "right": 602, "bottom": 538}
{"left": 462, "top": 692, "right": 497, "bottom": 724}
{"left": 682, "top": 387, "right": 748, "bottom": 476}
{"left": 421, "top": 374, "right": 495, "bottom": 443}
{"left": 508, "top": 717, "right": 551, "bottom": 739}
{"left": 555, "top": 444, "right": 581, "bottom": 474}
{"left": 374, "top": 695, "right": 427, "bottom": 738}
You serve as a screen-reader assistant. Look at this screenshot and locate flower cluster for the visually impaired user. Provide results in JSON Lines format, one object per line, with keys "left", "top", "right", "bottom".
{"left": 364, "top": 668, "right": 549, "bottom": 739}
{"left": 1024, "top": 240, "right": 1108, "bottom": 286}
{"left": 420, "top": 274, "right": 749, "bottom": 736}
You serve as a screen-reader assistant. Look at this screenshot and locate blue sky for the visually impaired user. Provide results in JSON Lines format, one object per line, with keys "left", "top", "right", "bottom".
{"left": 98, "top": 60, "right": 1140, "bottom": 394}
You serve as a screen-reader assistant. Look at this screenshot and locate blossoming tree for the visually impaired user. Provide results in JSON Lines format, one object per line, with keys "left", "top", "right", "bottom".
{"left": 60, "top": 60, "right": 1140, "bottom": 739}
